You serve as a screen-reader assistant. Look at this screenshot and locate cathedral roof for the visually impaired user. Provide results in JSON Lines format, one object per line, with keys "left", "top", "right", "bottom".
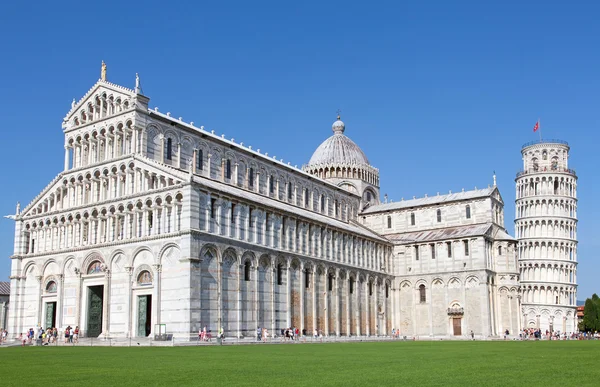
{"left": 307, "top": 117, "right": 371, "bottom": 167}
{"left": 0, "top": 281, "right": 10, "bottom": 296}
{"left": 361, "top": 187, "right": 498, "bottom": 214}
{"left": 384, "top": 223, "right": 494, "bottom": 244}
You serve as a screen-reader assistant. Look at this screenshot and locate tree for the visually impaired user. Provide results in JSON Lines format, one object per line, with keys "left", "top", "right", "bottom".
{"left": 582, "top": 295, "right": 600, "bottom": 332}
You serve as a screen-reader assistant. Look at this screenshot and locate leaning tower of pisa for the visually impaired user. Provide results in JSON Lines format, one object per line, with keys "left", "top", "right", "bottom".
{"left": 515, "top": 140, "right": 578, "bottom": 333}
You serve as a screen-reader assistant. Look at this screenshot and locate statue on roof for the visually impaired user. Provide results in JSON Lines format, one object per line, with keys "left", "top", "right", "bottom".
{"left": 101, "top": 61, "right": 107, "bottom": 81}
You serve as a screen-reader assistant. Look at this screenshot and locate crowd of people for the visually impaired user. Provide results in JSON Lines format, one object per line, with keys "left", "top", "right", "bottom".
{"left": 520, "top": 328, "right": 595, "bottom": 340}
{"left": 11, "top": 326, "right": 80, "bottom": 346}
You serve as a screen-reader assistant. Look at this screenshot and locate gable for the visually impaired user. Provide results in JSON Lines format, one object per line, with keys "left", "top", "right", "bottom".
{"left": 20, "top": 154, "right": 187, "bottom": 220}
{"left": 63, "top": 80, "right": 136, "bottom": 128}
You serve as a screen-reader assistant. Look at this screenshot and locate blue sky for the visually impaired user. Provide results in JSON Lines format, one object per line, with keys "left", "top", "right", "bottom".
{"left": 0, "top": 1, "right": 598, "bottom": 298}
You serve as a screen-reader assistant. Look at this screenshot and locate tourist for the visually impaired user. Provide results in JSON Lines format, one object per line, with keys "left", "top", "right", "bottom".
{"left": 470, "top": 330, "right": 474, "bottom": 340}
{"left": 74, "top": 327, "right": 79, "bottom": 343}
{"left": 256, "top": 326, "right": 261, "bottom": 342}
{"left": 219, "top": 327, "right": 224, "bottom": 342}
{"left": 198, "top": 328, "right": 202, "bottom": 342}
{"left": 69, "top": 327, "right": 74, "bottom": 343}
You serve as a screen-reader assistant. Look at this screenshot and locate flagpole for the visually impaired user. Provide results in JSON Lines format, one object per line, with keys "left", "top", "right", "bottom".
{"left": 538, "top": 118, "right": 542, "bottom": 142}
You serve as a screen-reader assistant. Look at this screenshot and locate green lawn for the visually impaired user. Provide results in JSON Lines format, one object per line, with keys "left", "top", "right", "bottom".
{"left": 1, "top": 341, "right": 599, "bottom": 386}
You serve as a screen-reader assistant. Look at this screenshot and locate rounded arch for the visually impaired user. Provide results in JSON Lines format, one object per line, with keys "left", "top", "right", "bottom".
{"left": 130, "top": 246, "right": 155, "bottom": 267}
{"left": 41, "top": 258, "right": 60, "bottom": 276}
{"left": 82, "top": 252, "right": 106, "bottom": 273}
{"left": 200, "top": 243, "right": 220, "bottom": 263}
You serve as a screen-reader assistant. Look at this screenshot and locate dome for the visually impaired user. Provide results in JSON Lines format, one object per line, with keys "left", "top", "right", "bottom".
{"left": 307, "top": 117, "right": 370, "bottom": 167}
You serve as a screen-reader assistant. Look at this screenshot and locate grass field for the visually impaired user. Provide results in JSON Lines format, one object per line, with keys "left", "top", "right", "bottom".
{"left": 1, "top": 341, "right": 599, "bottom": 386}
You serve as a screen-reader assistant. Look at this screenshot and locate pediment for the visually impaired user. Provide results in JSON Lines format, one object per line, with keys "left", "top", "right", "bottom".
{"left": 491, "top": 186, "right": 504, "bottom": 205}
{"left": 63, "top": 80, "right": 136, "bottom": 126}
{"left": 20, "top": 154, "right": 188, "bottom": 220}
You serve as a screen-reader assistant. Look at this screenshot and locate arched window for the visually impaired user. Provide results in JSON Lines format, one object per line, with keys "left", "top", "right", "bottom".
{"left": 46, "top": 281, "right": 57, "bottom": 293}
{"left": 248, "top": 167, "right": 254, "bottom": 188}
{"left": 226, "top": 159, "right": 232, "bottom": 179}
{"left": 244, "top": 261, "right": 251, "bottom": 281}
{"left": 437, "top": 209, "right": 442, "bottom": 222}
{"left": 277, "top": 264, "right": 283, "bottom": 285}
{"left": 166, "top": 138, "right": 172, "bottom": 160}
{"left": 385, "top": 284, "right": 389, "bottom": 298}
{"left": 269, "top": 175, "right": 274, "bottom": 194}
{"left": 137, "top": 270, "right": 152, "bottom": 286}
{"left": 498, "top": 246, "right": 502, "bottom": 255}
{"left": 196, "top": 149, "right": 203, "bottom": 170}
{"left": 466, "top": 205, "right": 471, "bottom": 219}
{"left": 350, "top": 278, "right": 354, "bottom": 294}
{"left": 542, "top": 150, "right": 548, "bottom": 160}
{"left": 87, "top": 260, "right": 103, "bottom": 274}
{"left": 419, "top": 284, "right": 426, "bottom": 303}
{"left": 288, "top": 182, "right": 293, "bottom": 200}
{"left": 366, "top": 191, "right": 372, "bottom": 201}
{"left": 328, "top": 275, "right": 333, "bottom": 292}
{"left": 304, "top": 189, "right": 309, "bottom": 207}
{"left": 387, "top": 215, "right": 392, "bottom": 229}
{"left": 321, "top": 194, "right": 325, "bottom": 212}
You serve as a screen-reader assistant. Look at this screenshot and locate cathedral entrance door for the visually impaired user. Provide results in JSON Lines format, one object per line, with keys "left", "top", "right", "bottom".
{"left": 452, "top": 318, "right": 462, "bottom": 336}
{"left": 137, "top": 295, "right": 152, "bottom": 337}
{"left": 87, "top": 286, "right": 104, "bottom": 337}
{"left": 45, "top": 302, "right": 57, "bottom": 328}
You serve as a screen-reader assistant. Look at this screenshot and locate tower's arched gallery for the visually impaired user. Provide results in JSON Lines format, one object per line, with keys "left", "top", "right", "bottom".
{"left": 5, "top": 70, "right": 577, "bottom": 339}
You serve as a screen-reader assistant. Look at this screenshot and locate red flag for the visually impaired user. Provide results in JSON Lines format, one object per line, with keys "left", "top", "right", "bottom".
{"left": 533, "top": 121, "right": 539, "bottom": 132}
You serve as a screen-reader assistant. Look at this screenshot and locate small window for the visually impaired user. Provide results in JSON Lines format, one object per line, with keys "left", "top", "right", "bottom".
{"left": 367, "top": 191, "right": 372, "bottom": 201}
{"left": 542, "top": 150, "right": 548, "bottom": 160}
{"left": 288, "top": 182, "right": 293, "bottom": 200}
{"left": 466, "top": 205, "right": 471, "bottom": 219}
{"left": 88, "top": 261, "right": 103, "bottom": 274}
{"left": 137, "top": 270, "right": 152, "bottom": 286}
{"left": 277, "top": 264, "right": 283, "bottom": 286}
{"left": 166, "top": 138, "right": 172, "bottom": 160}
{"left": 248, "top": 168, "right": 254, "bottom": 188}
{"left": 498, "top": 246, "right": 502, "bottom": 255}
{"left": 385, "top": 284, "right": 389, "bottom": 298}
{"left": 244, "top": 261, "right": 251, "bottom": 281}
{"left": 305, "top": 270, "right": 310, "bottom": 289}
{"left": 431, "top": 243, "right": 436, "bottom": 259}
{"left": 447, "top": 242, "right": 452, "bottom": 258}
{"left": 321, "top": 195, "right": 325, "bottom": 212}
{"left": 387, "top": 215, "right": 392, "bottom": 229}
{"left": 335, "top": 200, "right": 339, "bottom": 217}
{"left": 464, "top": 240, "right": 469, "bottom": 256}
{"left": 197, "top": 149, "right": 203, "bottom": 170}
{"left": 410, "top": 213, "right": 415, "bottom": 226}
{"left": 269, "top": 175, "right": 274, "bottom": 194}
{"left": 419, "top": 284, "right": 426, "bottom": 303}
{"left": 226, "top": 159, "right": 232, "bottom": 179}
{"left": 555, "top": 296, "right": 559, "bottom": 304}
{"left": 210, "top": 198, "right": 217, "bottom": 219}
{"left": 304, "top": 189, "right": 309, "bottom": 207}
{"left": 46, "top": 281, "right": 57, "bottom": 293}
{"left": 369, "top": 282, "right": 373, "bottom": 296}
{"left": 231, "top": 203, "right": 236, "bottom": 224}
{"left": 249, "top": 208, "right": 254, "bottom": 228}
{"left": 415, "top": 246, "right": 419, "bottom": 260}
{"left": 437, "top": 209, "right": 442, "bottom": 222}
{"left": 350, "top": 279, "right": 354, "bottom": 294}
{"left": 328, "top": 275, "right": 333, "bottom": 292}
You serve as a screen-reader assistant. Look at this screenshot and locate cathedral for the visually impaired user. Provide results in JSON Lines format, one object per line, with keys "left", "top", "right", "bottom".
{"left": 6, "top": 65, "right": 528, "bottom": 340}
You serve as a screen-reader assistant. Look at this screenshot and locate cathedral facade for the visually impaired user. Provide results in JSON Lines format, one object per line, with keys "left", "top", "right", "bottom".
{"left": 6, "top": 70, "right": 522, "bottom": 339}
